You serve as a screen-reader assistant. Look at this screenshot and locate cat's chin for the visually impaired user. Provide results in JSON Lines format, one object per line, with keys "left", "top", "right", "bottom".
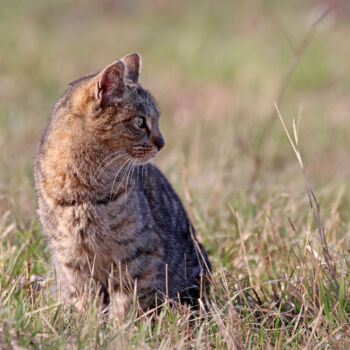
{"left": 135, "top": 153, "right": 158, "bottom": 165}
{"left": 135, "top": 158, "right": 153, "bottom": 166}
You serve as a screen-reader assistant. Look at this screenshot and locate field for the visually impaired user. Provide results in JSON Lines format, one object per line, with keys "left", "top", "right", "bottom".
{"left": 1, "top": 0, "right": 350, "bottom": 348}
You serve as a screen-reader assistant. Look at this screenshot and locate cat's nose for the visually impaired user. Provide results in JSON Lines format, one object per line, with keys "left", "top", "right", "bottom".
{"left": 153, "top": 135, "right": 165, "bottom": 151}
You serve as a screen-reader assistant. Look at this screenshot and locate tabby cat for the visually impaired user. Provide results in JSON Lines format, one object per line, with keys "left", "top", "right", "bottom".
{"left": 34, "top": 53, "right": 211, "bottom": 320}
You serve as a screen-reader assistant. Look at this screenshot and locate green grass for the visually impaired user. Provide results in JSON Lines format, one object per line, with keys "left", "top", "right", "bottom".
{"left": 1, "top": 0, "right": 350, "bottom": 348}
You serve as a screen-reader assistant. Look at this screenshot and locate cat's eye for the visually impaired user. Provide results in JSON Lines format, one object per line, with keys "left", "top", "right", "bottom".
{"left": 134, "top": 116, "right": 146, "bottom": 128}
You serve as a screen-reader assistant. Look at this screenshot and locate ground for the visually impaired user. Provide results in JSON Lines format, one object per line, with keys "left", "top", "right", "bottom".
{"left": 1, "top": 0, "right": 350, "bottom": 348}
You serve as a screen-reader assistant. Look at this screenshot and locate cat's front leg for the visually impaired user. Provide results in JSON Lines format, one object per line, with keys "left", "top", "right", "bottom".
{"left": 110, "top": 290, "right": 135, "bottom": 324}
{"left": 53, "top": 262, "right": 82, "bottom": 307}
{"left": 54, "top": 260, "right": 103, "bottom": 311}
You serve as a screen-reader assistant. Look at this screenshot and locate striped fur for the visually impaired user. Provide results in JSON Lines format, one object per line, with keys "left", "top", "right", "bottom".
{"left": 34, "top": 53, "right": 211, "bottom": 321}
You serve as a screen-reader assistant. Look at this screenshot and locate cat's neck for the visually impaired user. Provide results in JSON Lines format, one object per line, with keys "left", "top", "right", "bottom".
{"left": 40, "top": 113, "right": 143, "bottom": 205}
{"left": 41, "top": 141, "right": 139, "bottom": 206}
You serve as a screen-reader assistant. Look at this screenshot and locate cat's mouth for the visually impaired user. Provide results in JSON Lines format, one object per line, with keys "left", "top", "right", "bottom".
{"left": 134, "top": 149, "right": 159, "bottom": 165}
{"left": 130, "top": 145, "right": 160, "bottom": 165}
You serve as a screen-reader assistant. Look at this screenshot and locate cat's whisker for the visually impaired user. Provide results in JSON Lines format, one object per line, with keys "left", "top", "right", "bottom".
{"left": 90, "top": 151, "right": 127, "bottom": 187}
{"left": 127, "top": 160, "right": 137, "bottom": 191}
{"left": 113, "top": 158, "right": 135, "bottom": 202}
{"left": 110, "top": 158, "right": 132, "bottom": 200}
{"left": 95, "top": 152, "right": 128, "bottom": 181}
{"left": 95, "top": 155, "right": 128, "bottom": 187}
{"left": 129, "top": 161, "right": 137, "bottom": 197}
{"left": 130, "top": 161, "right": 137, "bottom": 184}
{"left": 136, "top": 164, "right": 140, "bottom": 183}
{"left": 94, "top": 150, "right": 124, "bottom": 179}
{"left": 124, "top": 159, "right": 137, "bottom": 206}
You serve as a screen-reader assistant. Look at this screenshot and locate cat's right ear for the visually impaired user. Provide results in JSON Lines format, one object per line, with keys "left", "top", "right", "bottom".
{"left": 96, "top": 60, "right": 125, "bottom": 103}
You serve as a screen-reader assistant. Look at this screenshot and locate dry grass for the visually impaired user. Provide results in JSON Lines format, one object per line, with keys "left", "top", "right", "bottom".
{"left": 1, "top": 0, "right": 350, "bottom": 348}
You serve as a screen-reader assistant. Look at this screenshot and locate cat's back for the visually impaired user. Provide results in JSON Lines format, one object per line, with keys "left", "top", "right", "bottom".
{"left": 140, "top": 164, "right": 190, "bottom": 235}
{"left": 139, "top": 164, "right": 211, "bottom": 300}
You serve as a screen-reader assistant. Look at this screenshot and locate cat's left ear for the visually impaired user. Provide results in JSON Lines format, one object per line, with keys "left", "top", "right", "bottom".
{"left": 121, "top": 53, "right": 142, "bottom": 84}
{"left": 96, "top": 60, "right": 125, "bottom": 102}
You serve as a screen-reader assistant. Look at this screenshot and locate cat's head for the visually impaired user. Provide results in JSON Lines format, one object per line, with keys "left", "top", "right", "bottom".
{"left": 67, "top": 53, "right": 164, "bottom": 165}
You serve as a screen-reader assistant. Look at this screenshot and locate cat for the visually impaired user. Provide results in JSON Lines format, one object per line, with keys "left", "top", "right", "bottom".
{"left": 34, "top": 53, "right": 211, "bottom": 320}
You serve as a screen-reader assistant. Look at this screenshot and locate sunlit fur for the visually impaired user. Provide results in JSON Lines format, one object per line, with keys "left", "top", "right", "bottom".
{"left": 34, "top": 53, "right": 211, "bottom": 321}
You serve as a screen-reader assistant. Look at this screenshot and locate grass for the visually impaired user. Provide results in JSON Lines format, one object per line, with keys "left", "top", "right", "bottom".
{"left": 1, "top": 0, "right": 350, "bottom": 348}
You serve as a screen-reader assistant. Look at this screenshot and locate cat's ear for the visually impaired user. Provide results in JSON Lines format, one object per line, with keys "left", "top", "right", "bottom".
{"left": 96, "top": 60, "right": 125, "bottom": 102}
{"left": 120, "top": 53, "right": 142, "bottom": 84}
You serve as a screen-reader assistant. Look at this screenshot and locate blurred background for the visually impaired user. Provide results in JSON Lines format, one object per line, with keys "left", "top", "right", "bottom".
{"left": 1, "top": 0, "right": 350, "bottom": 226}
{"left": 2, "top": 3, "right": 350, "bottom": 346}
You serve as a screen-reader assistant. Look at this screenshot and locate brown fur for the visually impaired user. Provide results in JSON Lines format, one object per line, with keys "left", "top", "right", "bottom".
{"left": 34, "top": 53, "right": 211, "bottom": 321}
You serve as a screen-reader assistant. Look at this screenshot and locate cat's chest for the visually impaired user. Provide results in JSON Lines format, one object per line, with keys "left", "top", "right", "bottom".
{"left": 93, "top": 189, "right": 156, "bottom": 243}
{"left": 90, "top": 192, "right": 162, "bottom": 267}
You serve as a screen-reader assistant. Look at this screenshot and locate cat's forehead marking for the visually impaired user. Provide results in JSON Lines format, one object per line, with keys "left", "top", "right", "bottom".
{"left": 135, "top": 87, "right": 160, "bottom": 118}
{"left": 136, "top": 87, "right": 147, "bottom": 98}
{"left": 136, "top": 103, "right": 146, "bottom": 115}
